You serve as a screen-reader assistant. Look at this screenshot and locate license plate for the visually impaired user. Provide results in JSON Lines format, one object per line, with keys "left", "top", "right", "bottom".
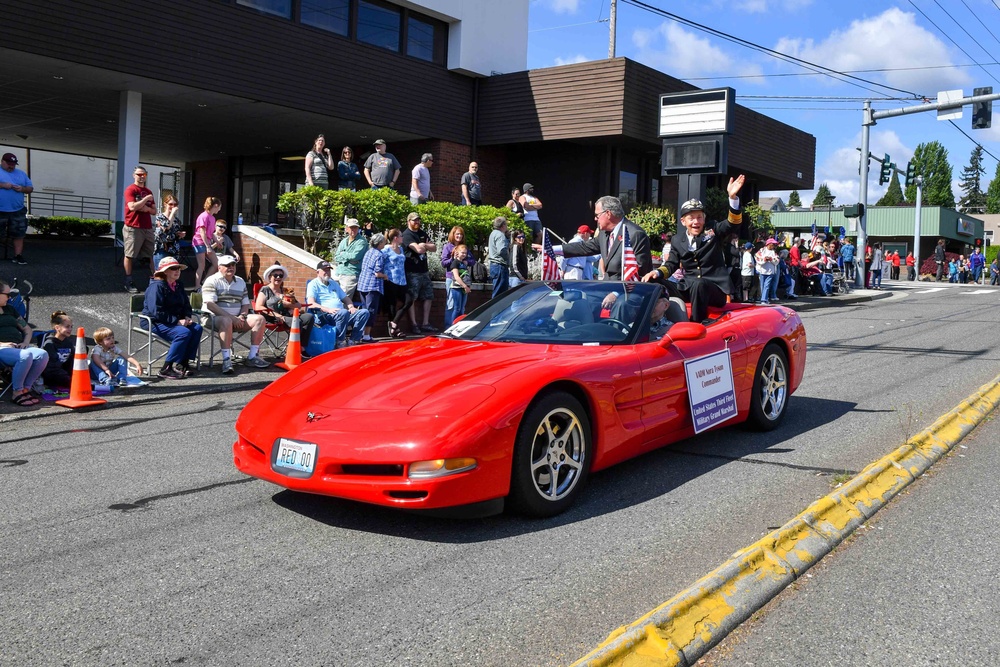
{"left": 274, "top": 439, "right": 317, "bottom": 475}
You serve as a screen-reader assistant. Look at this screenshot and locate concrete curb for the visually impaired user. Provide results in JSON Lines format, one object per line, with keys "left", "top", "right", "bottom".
{"left": 573, "top": 374, "right": 1000, "bottom": 667}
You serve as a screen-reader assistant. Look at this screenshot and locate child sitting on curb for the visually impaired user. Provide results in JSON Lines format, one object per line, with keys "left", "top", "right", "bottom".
{"left": 90, "top": 327, "right": 143, "bottom": 387}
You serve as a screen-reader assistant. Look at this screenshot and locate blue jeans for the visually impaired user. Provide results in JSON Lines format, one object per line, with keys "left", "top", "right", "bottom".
{"left": 759, "top": 274, "right": 774, "bottom": 303}
{"left": 821, "top": 273, "right": 833, "bottom": 294}
{"left": 91, "top": 357, "right": 128, "bottom": 385}
{"left": 313, "top": 308, "right": 371, "bottom": 346}
{"left": 148, "top": 321, "right": 203, "bottom": 364}
{"left": 872, "top": 269, "right": 882, "bottom": 288}
{"left": 490, "top": 264, "right": 510, "bottom": 299}
{"left": 0, "top": 346, "right": 48, "bottom": 392}
{"left": 972, "top": 266, "right": 983, "bottom": 283}
{"left": 445, "top": 288, "right": 468, "bottom": 328}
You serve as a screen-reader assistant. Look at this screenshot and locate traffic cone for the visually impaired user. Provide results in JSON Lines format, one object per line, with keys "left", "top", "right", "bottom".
{"left": 56, "top": 328, "right": 107, "bottom": 409}
{"left": 276, "top": 308, "right": 302, "bottom": 371}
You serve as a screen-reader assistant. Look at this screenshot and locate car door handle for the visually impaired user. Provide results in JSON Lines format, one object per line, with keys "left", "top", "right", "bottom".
{"left": 723, "top": 333, "right": 737, "bottom": 343}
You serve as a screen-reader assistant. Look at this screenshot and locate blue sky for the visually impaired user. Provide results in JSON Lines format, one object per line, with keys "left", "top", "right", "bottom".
{"left": 526, "top": 0, "right": 1000, "bottom": 207}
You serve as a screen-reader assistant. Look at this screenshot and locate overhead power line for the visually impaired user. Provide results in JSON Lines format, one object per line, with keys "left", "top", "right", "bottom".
{"left": 619, "top": 0, "right": 925, "bottom": 99}
{"left": 907, "top": 0, "right": 1000, "bottom": 87}
{"left": 687, "top": 62, "right": 1000, "bottom": 81}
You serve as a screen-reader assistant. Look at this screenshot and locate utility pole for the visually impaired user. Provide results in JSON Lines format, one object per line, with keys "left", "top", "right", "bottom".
{"left": 608, "top": 0, "right": 617, "bottom": 58}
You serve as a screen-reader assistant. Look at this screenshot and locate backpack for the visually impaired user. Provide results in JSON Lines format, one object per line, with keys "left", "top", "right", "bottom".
{"left": 471, "top": 261, "right": 489, "bottom": 283}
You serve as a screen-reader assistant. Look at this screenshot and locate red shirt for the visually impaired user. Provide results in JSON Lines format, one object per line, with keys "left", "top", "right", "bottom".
{"left": 891, "top": 253, "right": 901, "bottom": 267}
{"left": 905, "top": 255, "right": 915, "bottom": 267}
{"left": 124, "top": 183, "right": 153, "bottom": 229}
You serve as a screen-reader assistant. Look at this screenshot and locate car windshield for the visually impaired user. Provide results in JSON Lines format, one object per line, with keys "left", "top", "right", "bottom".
{"left": 443, "top": 281, "right": 663, "bottom": 345}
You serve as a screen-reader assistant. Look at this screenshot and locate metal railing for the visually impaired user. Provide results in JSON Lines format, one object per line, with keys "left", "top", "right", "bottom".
{"left": 29, "top": 192, "right": 112, "bottom": 220}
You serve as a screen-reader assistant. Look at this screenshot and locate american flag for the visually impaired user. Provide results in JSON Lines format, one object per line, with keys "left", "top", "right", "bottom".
{"left": 542, "top": 228, "right": 562, "bottom": 281}
{"left": 621, "top": 226, "right": 639, "bottom": 281}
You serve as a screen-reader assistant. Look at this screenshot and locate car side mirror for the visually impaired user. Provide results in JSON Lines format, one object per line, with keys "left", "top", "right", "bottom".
{"left": 657, "top": 321, "right": 707, "bottom": 347}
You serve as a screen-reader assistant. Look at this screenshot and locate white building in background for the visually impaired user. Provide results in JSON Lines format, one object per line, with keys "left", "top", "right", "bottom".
{"left": 0, "top": 145, "right": 179, "bottom": 220}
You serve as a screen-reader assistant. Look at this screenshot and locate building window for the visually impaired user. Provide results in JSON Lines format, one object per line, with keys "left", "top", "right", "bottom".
{"left": 301, "top": 0, "right": 349, "bottom": 36}
{"left": 619, "top": 171, "right": 638, "bottom": 211}
{"left": 236, "top": 0, "right": 291, "bottom": 19}
{"left": 406, "top": 15, "right": 436, "bottom": 62}
{"left": 357, "top": 0, "right": 400, "bottom": 52}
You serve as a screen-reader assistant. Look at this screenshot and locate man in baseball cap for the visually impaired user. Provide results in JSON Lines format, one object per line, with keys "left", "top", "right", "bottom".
{"left": 643, "top": 174, "right": 747, "bottom": 323}
{"left": 364, "top": 139, "right": 400, "bottom": 189}
{"left": 0, "top": 152, "right": 33, "bottom": 265}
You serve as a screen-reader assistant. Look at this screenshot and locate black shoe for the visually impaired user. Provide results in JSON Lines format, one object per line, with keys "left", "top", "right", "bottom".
{"left": 12, "top": 254, "right": 26, "bottom": 265}
{"left": 157, "top": 364, "right": 183, "bottom": 380}
{"left": 125, "top": 280, "right": 139, "bottom": 294}
{"left": 178, "top": 362, "right": 197, "bottom": 377}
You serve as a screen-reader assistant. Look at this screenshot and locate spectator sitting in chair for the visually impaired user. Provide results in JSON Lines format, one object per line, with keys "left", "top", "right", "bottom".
{"left": 307, "top": 260, "right": 370, "bottom": 349}
{"left": 0, "top": 279, "right": 48, "bottom": 406}
{"left": 142, "top": 257, "right": 202, "bottom": 380}
{"left": 201, "top": 255, "right": 269, "bottom": 373}
{"left": 255, "top": 263, "right": 314, "bottom": 350}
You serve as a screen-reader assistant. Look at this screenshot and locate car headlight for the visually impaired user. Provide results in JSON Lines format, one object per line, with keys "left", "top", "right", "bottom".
{"left": 408, "top": 458, "right": 477, "bottom": 479}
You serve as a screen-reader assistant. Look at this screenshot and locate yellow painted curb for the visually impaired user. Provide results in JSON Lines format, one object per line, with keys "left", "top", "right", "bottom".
{"left": 573, "top": 375, "right": 1000, "bottom": 667}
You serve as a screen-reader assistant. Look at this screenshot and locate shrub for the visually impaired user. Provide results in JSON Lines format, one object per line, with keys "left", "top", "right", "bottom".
{"left": 629, "top": 205, "right": 675, "bottom": 251}
{"left": 277, "top": 187, "right": 528, "bottom": 274}
{"left": 30, "top": 216, "right": 113, "bottom": 237}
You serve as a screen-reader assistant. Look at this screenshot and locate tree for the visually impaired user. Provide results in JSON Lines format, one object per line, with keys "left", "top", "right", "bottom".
{"left": 812, "top": 183, "right": 834, "bottom": 208}
{"left": 787, "top": 190, "right": 802, "bottom": 207}
{"left": 958, "top": 145, "right": 987, "bottom": 213}
{"left": 987, "top": 161, "right": 1000, "bottom": 214}
{"left": 744, "top": 200, "right": 773, "bottom": 239}
{"left": 876, "top": 173, "right": 904, "bottom": 206}
{"left": 703, "top": 187, "right": 729, "bottom": 223}
{"left": 904, "top": 141, "right": 955, "bottom": 207}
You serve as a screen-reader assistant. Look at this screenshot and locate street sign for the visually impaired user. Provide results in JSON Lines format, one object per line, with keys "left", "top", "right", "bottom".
{"left": 937, "top": 90, "right": 963, "bottom": 121}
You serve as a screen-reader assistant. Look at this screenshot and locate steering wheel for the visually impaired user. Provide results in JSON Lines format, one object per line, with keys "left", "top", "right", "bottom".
{"left": 602, "top": 318, "right": 631, "bottom": 334}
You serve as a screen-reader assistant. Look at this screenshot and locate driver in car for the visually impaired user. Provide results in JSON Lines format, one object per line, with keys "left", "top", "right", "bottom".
{"left": 648, "top": 295, "right": 677, "bottom": 338}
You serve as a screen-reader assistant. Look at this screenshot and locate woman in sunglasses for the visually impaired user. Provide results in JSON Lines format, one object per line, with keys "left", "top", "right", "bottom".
{"left": 254, "top": 263, "right": 314, "bottom": 348}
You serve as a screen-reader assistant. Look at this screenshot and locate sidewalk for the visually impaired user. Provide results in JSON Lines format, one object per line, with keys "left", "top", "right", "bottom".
{"left": 703, "top": 403, "right": 1000, "bottom": 666}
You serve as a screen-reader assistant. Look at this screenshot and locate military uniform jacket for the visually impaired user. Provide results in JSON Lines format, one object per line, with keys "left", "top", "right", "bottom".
{"left": 562, "top": 218, "right": 652, "bottom": 280}
{"left": 659, "top": 207, "right": 742, "bottom": 294}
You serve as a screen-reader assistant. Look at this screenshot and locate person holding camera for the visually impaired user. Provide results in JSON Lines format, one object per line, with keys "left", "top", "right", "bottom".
{"left": 305, "top": 134, "right": 335, "bottom": 189}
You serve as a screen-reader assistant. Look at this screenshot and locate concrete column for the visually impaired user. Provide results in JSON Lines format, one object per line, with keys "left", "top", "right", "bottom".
{"left": 114, "top": 90, "right": 142, "bottom": 222}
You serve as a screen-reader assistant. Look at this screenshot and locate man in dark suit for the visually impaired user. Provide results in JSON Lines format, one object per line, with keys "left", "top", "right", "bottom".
{"left": 554, "top": 195, "right": 652, "bottom": 280}
{"left": 643, "top": 174, "right": 746, "bottom": 323}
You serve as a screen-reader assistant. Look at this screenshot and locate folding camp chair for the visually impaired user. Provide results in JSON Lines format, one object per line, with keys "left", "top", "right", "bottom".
{"left": 251, "top": 283, "right": 289, "bottom": 357}
{"left": 128, "top": 293, "right": 206, "bottom": 374}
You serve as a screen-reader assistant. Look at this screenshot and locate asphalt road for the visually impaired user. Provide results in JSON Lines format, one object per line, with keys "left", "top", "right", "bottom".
{"left": 3, "top": 280, "right": 999, "bottom": 666}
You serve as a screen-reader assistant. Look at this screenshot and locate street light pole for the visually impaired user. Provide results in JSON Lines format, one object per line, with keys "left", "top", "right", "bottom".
{"left": 913, "top": 175, "right": 923, "bottom": 280}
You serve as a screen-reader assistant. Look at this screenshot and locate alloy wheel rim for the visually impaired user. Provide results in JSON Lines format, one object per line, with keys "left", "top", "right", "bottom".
{"left": 759, "top": 353, "right": 787, "bottom": 421}
{"left": 529, "top": 407, "right": 586, "bottom": 501}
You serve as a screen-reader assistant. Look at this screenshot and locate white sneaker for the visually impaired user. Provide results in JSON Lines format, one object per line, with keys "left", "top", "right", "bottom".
{"left": 246, "top": 356, "right": 270, "bottom": 368}
{"left": 221, "top": 358, "right": 234, "bottom": 374}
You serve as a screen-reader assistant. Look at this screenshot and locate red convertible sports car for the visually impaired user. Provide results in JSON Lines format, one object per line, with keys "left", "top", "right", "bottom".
{"left": 233, "top": 280, "right": 806, "bottom": 517}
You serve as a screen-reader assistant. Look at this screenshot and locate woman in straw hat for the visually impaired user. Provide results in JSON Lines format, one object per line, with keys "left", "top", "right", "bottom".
{"left": 142, "top": 257, "right": 202, "bottom": 380}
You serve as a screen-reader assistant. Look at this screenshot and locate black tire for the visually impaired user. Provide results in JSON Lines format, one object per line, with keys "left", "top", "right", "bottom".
{"left": 747, "top": 342, "right": 789, "bottom": 431}
{"left": 508, "top": 391, "right": 592, "bottom": 517}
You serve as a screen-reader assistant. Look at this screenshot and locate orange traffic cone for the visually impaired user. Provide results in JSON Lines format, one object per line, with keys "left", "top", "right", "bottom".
{"left": 56, "top": 327, "right": 107, "bottom": 409}
{"left": 276, "top": 308, "right": 302, "bottom": 371}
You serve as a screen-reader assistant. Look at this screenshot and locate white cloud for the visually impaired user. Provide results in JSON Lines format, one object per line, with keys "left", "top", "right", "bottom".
{"left": 774, "top": 8, "right": 970, "bottom": 96}
{"left": 554, "top": 54, "right": 589, "bottom": 66}
{"left": 803, "top": 130, "right": 915, "bottom": 206}
{"left": 544, "top": 0, "right": 580, "bottom": 14}
{"left": 632, "top": 22, "right": 763, "bottom": 79}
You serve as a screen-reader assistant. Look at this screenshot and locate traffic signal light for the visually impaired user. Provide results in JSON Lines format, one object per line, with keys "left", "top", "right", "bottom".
{"left": 975, "top": 238, "right": 982, "bottom": 248}
{"left": 905, "top": 161, "right": 917, "bottom": 187}
{"left": 879, "top": 154, "right": 892, "bottom": 185}
{"left": 973, "top": 86, "right": 993, "bottom": 130}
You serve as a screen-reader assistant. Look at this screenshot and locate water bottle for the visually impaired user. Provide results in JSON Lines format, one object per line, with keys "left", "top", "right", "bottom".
{"left": 237, "top": 213, "right": 244, "bottom": 226}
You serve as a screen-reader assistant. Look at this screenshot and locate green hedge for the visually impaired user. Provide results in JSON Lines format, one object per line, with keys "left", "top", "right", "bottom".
{"left": 30, "top": 216, "right": 113, "bottom": 237}
{"left": 276, "top": 187, "right": 528, "bottom": 259}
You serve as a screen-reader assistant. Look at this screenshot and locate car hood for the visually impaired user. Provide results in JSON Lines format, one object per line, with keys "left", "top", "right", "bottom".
{"left": 259, "top": 336, "right": 602, "bottom": 414}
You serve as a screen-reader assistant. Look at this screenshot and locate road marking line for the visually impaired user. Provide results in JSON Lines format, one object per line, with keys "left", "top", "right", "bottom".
{"left": 914, "top": 288, "right": 946, "bottom": 293}
{"left": 573, "top": 375, "right": 1000, "bottom": 667}
{"left": 959, "top": 289, "right": 993, "bottom": 295}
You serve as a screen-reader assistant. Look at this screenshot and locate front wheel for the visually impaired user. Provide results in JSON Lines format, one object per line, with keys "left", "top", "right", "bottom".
{"left": 747, "top": 343, "right": 789, "bottom": 431}
{"left": 509, "top": 391, "right": 592, "bottom": 517}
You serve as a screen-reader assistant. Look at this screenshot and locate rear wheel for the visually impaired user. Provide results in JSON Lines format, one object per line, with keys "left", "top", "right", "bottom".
{"left": 747, "top": 343, "right": 789, "bottom": 430}
{"left": 509, "top": 391, "right": 592, "bottom": 517}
